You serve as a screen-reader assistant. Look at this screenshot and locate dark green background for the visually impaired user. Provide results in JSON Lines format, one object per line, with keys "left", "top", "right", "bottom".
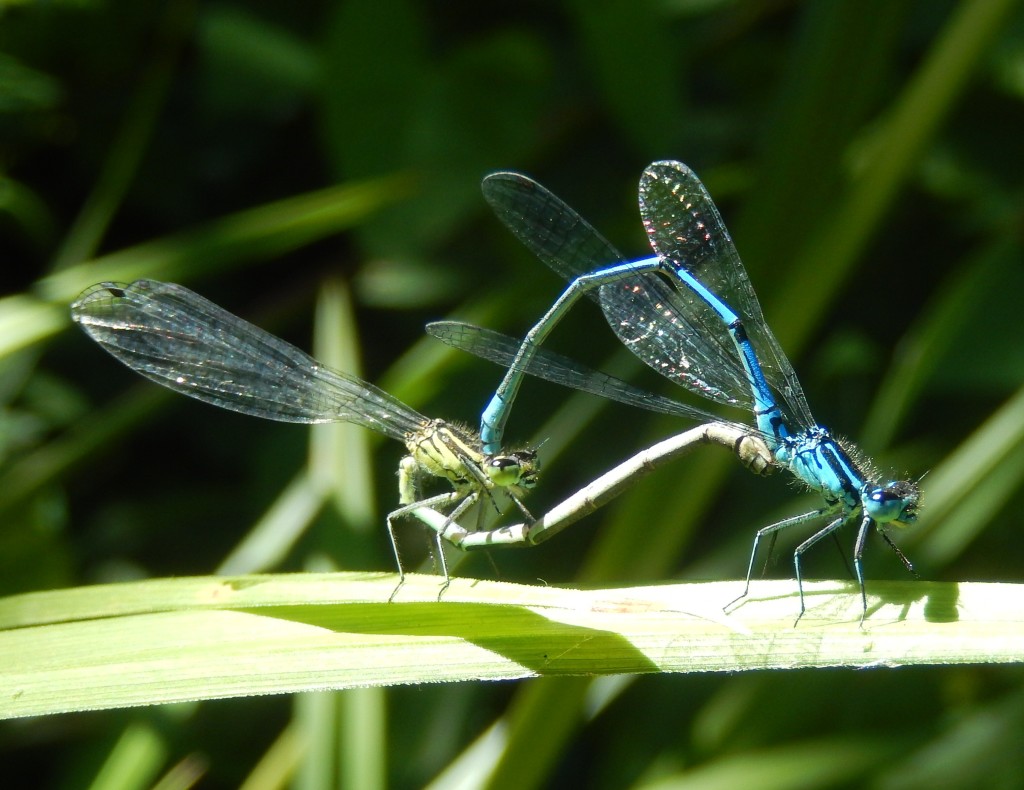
{"left": 3, "top": 0, "right": 1024, "bottom": 787}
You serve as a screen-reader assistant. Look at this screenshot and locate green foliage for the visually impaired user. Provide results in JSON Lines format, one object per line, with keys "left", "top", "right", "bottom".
{"left": 2, "top": 0, "right": 1024, "bottom": 787}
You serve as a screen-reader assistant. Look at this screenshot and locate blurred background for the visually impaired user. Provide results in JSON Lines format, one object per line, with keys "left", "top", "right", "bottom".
{"left": 3, "top": 0, "right": 1024, "bottom": 787}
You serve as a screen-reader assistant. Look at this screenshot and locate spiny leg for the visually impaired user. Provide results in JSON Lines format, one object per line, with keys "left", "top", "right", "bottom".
{"left": 792, "top": 513, "right": 854, "bottom": 625}
{"left": 879, "top": 529, "right": 917, "bottom": 576}
{"left": 430, "top": 492, "right": 485, "bottom": 599}
{"left": 386, "top": 489, "right": 465, "bottom": 601}
{"left": 850, "top": 514, "right": 918, "bottom": 627}
{"left": 725, "top": 507, "right": 832, "bottom": 612}
{"left": 387, "top": 454, "right": 474, "bottom": 601}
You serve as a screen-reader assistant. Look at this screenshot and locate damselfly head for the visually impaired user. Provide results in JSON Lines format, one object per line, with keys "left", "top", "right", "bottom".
{"left": 485, "top": 449, "right": 539, "bottom": 490}
{"left": 865, "top": 478, "right": 921, "bottom": 527}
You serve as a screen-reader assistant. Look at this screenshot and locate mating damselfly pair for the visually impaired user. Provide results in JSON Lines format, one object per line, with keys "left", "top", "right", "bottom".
{"left": 70, "top": 160, "right": 920, "bottom": 622}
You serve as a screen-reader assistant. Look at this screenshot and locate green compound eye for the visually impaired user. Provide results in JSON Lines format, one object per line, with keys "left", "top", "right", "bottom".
{"left": 486, "top": 450, "right": 540, "bottom": 489}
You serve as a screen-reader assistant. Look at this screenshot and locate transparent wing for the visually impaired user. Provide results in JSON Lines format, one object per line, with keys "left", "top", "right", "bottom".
{"left": 484, "top": 172, "right": 758, "bottom": 411}
{"left": 70, "top": 280, "right": 426, "bottom": 441}
{"left": 427, "top": 320, "right": 749, "bottom": 427}
{"left": 639, "top": 160, "right": 815, "bottom": 428}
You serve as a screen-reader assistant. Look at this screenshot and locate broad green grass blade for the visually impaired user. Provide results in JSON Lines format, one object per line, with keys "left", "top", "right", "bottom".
{"left": 2, "top": 573, "right": 1022, "bottom": 720}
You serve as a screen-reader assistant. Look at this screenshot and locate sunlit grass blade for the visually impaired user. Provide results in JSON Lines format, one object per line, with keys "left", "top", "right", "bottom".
{"left": 2, "top": 573, "right": 1022, "bottom": 720}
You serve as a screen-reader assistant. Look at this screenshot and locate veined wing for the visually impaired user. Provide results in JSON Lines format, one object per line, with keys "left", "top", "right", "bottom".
{"left": 70, "top": 280, "right": 427, "bottom": 441}
{"left": 483, "top": 172, "right": 758, "bottom": 412}
{"left": 638, "top": 160, "right": 815, "bottom": 428}
{"left": 428, "top": 320, "right": 748, "bottom": 428}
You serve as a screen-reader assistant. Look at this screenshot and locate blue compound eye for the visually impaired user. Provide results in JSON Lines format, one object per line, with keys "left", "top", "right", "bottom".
{"left": 866, "top": 480, "right": 920, "bottom": 525}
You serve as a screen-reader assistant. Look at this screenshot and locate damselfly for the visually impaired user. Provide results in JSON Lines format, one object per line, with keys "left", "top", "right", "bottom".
{"left": 430, "top": 161, "right": 920, "bottom": 622}
{"left": 70, "top": 279, "right": 539, "bottom": 583}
